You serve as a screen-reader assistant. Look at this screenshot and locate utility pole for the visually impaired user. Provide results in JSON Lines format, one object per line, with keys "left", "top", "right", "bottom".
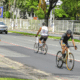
{"left": 12, "top": 0, "right": 16, "bottom": 30}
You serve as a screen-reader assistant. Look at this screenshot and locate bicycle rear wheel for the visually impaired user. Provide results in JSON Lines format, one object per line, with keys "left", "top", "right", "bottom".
{"left": 66, "top": 53, "right": 74, "bottom": 71}
{"left": 34, "top": 43, "right": 39, "bottom": 53}
{"left": 56, "top": 51, "right": 63, "bottom": 68}
{"left": 42, "top": 44, "right": 48, "bottom": 55}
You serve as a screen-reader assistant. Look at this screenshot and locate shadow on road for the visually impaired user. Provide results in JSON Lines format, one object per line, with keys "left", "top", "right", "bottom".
{"left": 0, "top": 67, "right": 26, "bottom": 79}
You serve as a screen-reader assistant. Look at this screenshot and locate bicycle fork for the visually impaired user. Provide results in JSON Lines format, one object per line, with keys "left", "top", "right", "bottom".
{"left": 68, "top": 49, "right": 71, "bottom": 61}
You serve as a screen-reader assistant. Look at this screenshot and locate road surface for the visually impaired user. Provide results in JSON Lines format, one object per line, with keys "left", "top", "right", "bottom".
{"left": 0, "top": 33, "right": 80, "bottom": 80}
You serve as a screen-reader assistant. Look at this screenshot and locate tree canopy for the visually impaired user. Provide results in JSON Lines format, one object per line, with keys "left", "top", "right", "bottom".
{"left": 55, "top": 0, "right": 80, "bottom": 20}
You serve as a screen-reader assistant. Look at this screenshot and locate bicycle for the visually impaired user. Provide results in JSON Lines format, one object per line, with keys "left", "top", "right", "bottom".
{"left": 34, "top": 37, "right": 48, "bottom": 55}
{"left": 56, "top": 46, "right": 77, "bottom": 71}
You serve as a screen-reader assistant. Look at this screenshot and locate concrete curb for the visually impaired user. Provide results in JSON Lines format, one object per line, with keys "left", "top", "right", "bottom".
{"left": 8, "top": 31, "right": 80, "bottom": 45}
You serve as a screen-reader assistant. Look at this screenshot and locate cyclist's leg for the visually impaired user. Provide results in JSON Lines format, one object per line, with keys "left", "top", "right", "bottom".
{"left": 59, "top": 41, "right": 66, "bottom": 54}
{"left": 60, "top": 41, "right": 67, "bottom": 58}
{"left": 43, "top": 36, "right": 48, "bottom": 47}
{"left": 62, "top": 43, "right": 69, "bottom": 58}
{"left": 65, "top": 43, "right": 69, "bottom": 52}
{"left": 39, "top": 36, "right": 43, "bottom": 46}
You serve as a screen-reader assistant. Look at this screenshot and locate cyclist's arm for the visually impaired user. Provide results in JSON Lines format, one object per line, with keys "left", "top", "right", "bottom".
{"left": 72, "top": 39, "right": 75, "bottom": 47}
{"left": 61, "top": 40, "right": 63, "bottom": 46}
{"left": 71, "top": 35, "right": 75, "bottom": 47}
{"left": 36, "top": 27, "right": 42, "bottom": 36}
{"left": 61, "top": 34, "right": 65, "bottom": 47}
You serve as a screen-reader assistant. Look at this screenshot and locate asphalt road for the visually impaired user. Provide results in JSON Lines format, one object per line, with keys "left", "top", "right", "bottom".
{"left": 0, "top": 33, "right": 80, "bottom": 79}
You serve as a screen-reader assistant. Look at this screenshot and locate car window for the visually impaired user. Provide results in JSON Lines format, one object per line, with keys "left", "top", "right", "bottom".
{"left": 0, "top": 22, "right": 5, "bottom": 25}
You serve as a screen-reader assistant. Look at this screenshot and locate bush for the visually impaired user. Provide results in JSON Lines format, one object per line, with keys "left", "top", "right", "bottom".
{"left": 70, "top": 17, "right": 75, "bottom": 20}
{"left": 35, "top": 8, "right": 45, "bottom": 19}
{"left": 3, "top": 11, "right": 10, "bottom": 18}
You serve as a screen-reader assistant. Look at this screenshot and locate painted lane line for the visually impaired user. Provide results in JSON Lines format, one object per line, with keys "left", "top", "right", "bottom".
{"left": 1, "top": 40, "right": 80, "bottom": 63}
{"left": 14, "top": 38, "right": 80, "bottom": 52}
{"left": 21, "top": 39, "right": 80, "bottom": 51}
{"left": 1, "top": 41, "right": 30, "bottom": 57}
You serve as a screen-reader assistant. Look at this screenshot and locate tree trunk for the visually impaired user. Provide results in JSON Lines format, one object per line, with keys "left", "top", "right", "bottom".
{"left": 45, "top": 14, "right": 48, "bottom": 27}
{"left": 45, "top": 7, "right": 52, "bottom": 27}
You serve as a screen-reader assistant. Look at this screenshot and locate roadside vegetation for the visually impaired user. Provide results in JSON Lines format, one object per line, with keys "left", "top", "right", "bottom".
{"left": 0, "top": 78, "right": 31, "bottom": 80}
{"left": 9, "top": 31, "right": 80, "bottom": 43}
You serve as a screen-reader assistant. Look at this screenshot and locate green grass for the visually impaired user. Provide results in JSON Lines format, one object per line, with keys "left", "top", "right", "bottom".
{"left": 9, "top": 31, "right": 37, "bottom": 36}
{"left": 8, "top": 31, "right": 80, "bottom": 43}
{"left": 0, "top": 78, "right": 31, "bottom": 80}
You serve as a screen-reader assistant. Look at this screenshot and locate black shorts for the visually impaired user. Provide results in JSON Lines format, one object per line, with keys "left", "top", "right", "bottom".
{"left": 39, "top": 36, "right": 48, "bottom": 42}
{"left": 59, "top": 40, "right": 69, "bottom": 48}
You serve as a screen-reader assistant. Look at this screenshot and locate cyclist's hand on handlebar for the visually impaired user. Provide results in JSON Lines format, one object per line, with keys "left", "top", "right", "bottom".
{"left": 35, "top": 35, "right": 37, "bottom": 37}
{"left": 61, "top": 44, "right": 66, "bottom": 47}
{"left": 74, "top": 46, "right": 77, "bottom": 50}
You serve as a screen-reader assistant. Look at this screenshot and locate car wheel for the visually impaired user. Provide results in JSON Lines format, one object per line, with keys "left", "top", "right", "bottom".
{"left": 0, "top": 32, "right": 2, "bottom": 34}
{"left": 5, "top": 31, "right": 8, "bottom": 34}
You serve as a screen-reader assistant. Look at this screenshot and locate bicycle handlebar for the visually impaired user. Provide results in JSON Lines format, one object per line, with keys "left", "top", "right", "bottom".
{"left": 67, "top": 46, "right": 77, "bottom": 48}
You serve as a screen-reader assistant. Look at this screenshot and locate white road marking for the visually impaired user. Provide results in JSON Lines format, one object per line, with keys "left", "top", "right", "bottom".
{"left": 54, "top": 77, "right": 63, "bottom": 80}
{"left": 33, "top": 69, "right": 50, "bottom": 75}
{"left": 25, "top": 39, "right": 80, "bottom": 52}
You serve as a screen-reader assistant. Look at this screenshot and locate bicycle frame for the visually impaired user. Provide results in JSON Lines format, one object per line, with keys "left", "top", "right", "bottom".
{"left": 63, "top": 48, "right": 71, "bottom": 62}
{"left": 64, "top": 46, "right": 74, "bottom": 63}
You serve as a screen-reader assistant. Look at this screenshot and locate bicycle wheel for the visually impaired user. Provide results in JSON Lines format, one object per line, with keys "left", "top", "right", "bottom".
{"left": 42, "top": 44, "right": 48, "bottom": 55}
{"left": 56, "top": 51, "right": 63, "bottom": 68}
{"left": 34, "top": 43, "right": 39, "bottom": 53}
{"left": 66, "top": 53, "right": 74, "bottom": 71}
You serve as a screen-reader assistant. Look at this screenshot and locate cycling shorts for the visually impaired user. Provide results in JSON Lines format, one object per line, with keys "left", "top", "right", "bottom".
{"left": 39, "top": 36, "right": 48, "bottom": 42}
{"left": 59, "top": 40, "right": 69, "bottom": 48}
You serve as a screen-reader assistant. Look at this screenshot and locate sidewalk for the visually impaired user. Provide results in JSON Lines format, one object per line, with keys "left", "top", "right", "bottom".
{"left": 0, "top": 55, "right": 33, "bottom": 79}
{"left": 9, "top": 29, "right": 80, "bottom": 40}
{"left": 0, "top": 54, "right": 61, "bottom": 80}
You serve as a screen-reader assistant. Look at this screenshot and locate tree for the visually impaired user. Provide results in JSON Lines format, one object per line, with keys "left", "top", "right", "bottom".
{"left": 54, "top": 6, "right": 69, "bottom": 19}
{"left": 35, "top": 8, "right": 45, "bottom": 19}
{"left": 17, "top": 0, "right": 58, "bottom": 26}
{"left": 5, "top": 0, "right": 58, "bottom": 26}
{"left": 25, "top": 0, "right": 38, "bottom": 16}
{"left": 45, "top": 0, "right": 58, "bottom": 26}
{"left": 55, "top": 0, "right": 80, "bottom": 20}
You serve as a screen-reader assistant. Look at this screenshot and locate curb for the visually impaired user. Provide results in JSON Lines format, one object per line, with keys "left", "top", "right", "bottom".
{"left": 8, "top": 31, "right": 80, "bottom": 44}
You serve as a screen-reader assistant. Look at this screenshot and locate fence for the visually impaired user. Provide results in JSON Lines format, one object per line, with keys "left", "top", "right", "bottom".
{"left": 0, "top": 18, "right": 80, "bottom": 33}
{"left": 53, "top": 20, "right": 80, "bottom": 33}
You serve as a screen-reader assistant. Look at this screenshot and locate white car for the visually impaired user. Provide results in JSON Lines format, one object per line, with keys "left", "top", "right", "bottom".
{"left": 0, "top": 22, "right": 8, "bottom": 34}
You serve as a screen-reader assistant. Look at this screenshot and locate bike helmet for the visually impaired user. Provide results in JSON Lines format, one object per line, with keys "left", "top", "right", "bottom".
{"left": 42, "top": 22, "right": 45, "bottom": 26}
{"left": 66, "top": 30, "right": 72, "bottom": 34}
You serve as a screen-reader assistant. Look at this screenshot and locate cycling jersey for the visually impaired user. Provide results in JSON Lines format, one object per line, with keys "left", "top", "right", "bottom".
{"left": 41, "top": 26, "right": 48, "bottom": 36}
{"left": 60, "top": 33, "right": 73, "bottom": 44}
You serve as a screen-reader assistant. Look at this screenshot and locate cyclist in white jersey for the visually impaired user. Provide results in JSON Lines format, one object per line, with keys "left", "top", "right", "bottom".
{"left": 35, "top": 22, "right": 48, "bottom": 46}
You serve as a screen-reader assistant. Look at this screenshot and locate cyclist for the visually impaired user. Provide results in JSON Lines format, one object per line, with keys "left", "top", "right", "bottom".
{"left": 35, "top": 22, "right": 48, "bottom": 47}
{"left": 60, "top": 30, "right": 77, "bottom": 58}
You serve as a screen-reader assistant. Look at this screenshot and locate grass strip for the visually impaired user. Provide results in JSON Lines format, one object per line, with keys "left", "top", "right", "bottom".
{"left": 8, "top": 31, "right": 80, "bottom": 43}
{"left": 0, "top": 78, "right": 31, "bottom": 80}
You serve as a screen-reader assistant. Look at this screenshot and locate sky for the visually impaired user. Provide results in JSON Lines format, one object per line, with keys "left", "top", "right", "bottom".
{"left": 45, "top": 0, "right": 62, "bottom": 5}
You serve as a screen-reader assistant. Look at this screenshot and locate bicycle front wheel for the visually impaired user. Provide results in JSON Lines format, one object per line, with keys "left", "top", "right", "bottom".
{"left": 66, "top": 53, "right": 74, "bottom": 71}
{"left": 34, "top": 43, "right": 39, "bottom": 53}
{"left": 56, "top": 51, "right": 63, "bottom": 68}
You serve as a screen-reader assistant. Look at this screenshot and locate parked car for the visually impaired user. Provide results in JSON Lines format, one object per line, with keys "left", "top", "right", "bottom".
{"left": 0, "top": 22, "right": 8, "bottom": 34}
